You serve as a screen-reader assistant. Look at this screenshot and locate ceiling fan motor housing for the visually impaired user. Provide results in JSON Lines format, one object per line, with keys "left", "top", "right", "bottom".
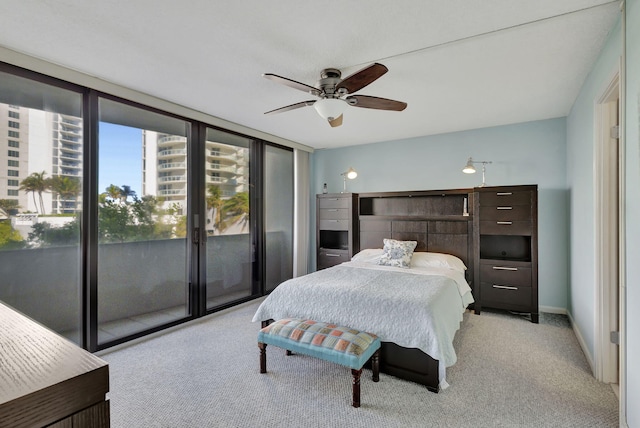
{"left": 319, "top": 68, "right": 343, "bottom": 97}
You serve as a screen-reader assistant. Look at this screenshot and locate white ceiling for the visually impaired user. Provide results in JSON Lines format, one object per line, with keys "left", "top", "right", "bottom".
{"left": 0, "top": 0, "right": 620, "bottom": 149}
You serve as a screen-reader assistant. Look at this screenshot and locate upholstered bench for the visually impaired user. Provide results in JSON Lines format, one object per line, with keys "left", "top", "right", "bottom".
{"left": 258, "top": 318, "right": 381, "bottom": 408}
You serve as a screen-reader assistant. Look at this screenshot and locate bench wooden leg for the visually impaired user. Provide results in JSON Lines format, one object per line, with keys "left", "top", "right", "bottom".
{"left": 351, "top": 368, "right": 362, "bottom": 408}
{"left": 371, "top": 349, "right": 380, "bottom": 382}
{"left": 259, "top": 342, "right": 267, "bottom": 373}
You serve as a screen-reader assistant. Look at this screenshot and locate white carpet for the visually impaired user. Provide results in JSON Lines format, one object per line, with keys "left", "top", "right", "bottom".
{"left": 100, "top": 299, "right": 618, "bottom": 427}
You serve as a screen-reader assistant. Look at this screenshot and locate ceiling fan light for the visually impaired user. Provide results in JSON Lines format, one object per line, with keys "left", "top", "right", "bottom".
{"left": 314, "top": 98, "right": 347, "bottom": 121}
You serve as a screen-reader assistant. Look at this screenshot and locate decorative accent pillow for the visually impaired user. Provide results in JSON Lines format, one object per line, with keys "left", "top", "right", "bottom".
{"left": 411, "top": 252, "right": 467, "bottom": 272}
{"left": 351, "top": 248, "right": 384, "bottom": 264}
{"left": 377, "top": 239, "right": 417, "bottom": 268}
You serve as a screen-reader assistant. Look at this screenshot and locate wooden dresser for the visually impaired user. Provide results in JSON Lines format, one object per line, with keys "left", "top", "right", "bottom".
{"left": 473, "top": 185, "right": 539, "bottom": 323}
{"left": 316, "top": 193, "right": 359, "bottom": 270}
{"left": 0, "top": 302, "right": 110, "bottom": 428}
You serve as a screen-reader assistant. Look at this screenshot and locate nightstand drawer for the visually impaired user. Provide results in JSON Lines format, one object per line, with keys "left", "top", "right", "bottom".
{"left": 480, "top": 282, "right": 532, "bottom": 308}
{"left": 479, "top": 205, "right": 531, "bottom": 221}
{"left": 479, "top": 191, "right": 532, "bottom": 206}
{"left": 318, "top": 197, "right": 349, "bottom": 209}
{"left": 319, "top": 208, "right": 349, "bottom": 220}
{"left": 318, "top": 249, "right": 350, "bottom": 269}
{"left": 480, "top": 220, "right": 531, "bottom": 235}
{"left": 319, "top": 219, "right": 349, "bottom": 230}
{"left": 480, "top": 263, "right": 531, "bottom": 287}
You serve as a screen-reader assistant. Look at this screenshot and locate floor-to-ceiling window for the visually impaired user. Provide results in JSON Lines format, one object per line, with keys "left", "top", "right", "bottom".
{"left": 204, "top": 128, "right": 254, "bottom": 310}
{"left": 264, "top": 144, "right": 294, "bottom": 292}
{"left": 0, "top": 68, "right": 84, "bottom": 344}
{"left": 96, "top": 97, "right": 192, "bottom": 345}
{"left": 0, "top": 62, "right": 297, "bottom": 352}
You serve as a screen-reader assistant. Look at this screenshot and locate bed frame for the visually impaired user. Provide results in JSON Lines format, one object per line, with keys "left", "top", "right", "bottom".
{"left": 357, "top": 189, "right": 475, "bottom": 392}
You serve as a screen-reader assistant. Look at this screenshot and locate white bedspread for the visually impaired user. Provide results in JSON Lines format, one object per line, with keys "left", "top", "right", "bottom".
{"left": 252, "top": 261, "right": 473, "bottom": 386}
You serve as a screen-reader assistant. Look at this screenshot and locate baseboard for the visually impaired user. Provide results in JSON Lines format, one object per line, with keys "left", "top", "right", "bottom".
{"left": 539, "top": 305, "right": 567, "bottom": 314}
{"left": 567, "top": 311, "right": 595, "bottom": 375}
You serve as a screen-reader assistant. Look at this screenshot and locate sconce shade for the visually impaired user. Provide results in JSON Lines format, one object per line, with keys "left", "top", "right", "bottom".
{"left": 345, "top": 167, "right": 357, "bottom": 179}
{"left": 462, "top": 157, "right": 476, "bottom": 174}
{"left": 314, "top": 98, "right": 347, "bottom": 121}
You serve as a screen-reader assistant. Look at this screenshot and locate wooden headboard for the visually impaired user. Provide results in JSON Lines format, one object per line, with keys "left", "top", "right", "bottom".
{"left": 357, "top": 189, "right": 475, "bottom": 282}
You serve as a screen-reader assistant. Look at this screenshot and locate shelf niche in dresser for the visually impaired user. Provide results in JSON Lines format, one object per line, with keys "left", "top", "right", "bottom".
{"left": 473, "top": 185, "right": 538, "bottom": 323}
{"left": 316, "top": 193, "right": 359, "bottom": 270}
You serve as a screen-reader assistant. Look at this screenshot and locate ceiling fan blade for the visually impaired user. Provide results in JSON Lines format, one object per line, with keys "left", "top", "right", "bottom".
{"left": 329, "top": 114, "right": 343, "bottom": 127}
{"left": 264, "top": 100, "right": 316, "bottom": 115}
{"left": 263, "top": 73, "right": 321, "bottom": 96}
{"left": 336, "top": 63, "right": 388, "bottom": 94}
{"left": 346, "top": 95, "right": 407, "bottom": 111}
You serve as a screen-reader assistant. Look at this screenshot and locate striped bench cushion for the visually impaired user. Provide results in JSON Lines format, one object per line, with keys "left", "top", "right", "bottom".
{"left": 258, "top": 318, "right": 381, "bottom": 369}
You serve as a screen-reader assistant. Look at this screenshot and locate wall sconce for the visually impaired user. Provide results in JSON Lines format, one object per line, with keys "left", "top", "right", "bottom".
{"left": 462, "top": 157, "right": 492, "bottom": 187}
{"left": 341, "top": 167, "right": 357, "bottom": 193}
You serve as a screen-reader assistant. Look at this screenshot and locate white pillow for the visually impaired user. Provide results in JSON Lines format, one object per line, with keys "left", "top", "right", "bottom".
{"left": 351, "top": 248, "right": 384, "bottom": 264}
{"left": 411, "top": 252, "right": 467, "bottom": 272}
{"left": 377, "top": 239, "right": 417, "bottom": 268}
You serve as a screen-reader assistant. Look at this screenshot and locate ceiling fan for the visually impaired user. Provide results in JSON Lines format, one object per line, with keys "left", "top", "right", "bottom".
{"left": 263, "top": 63, "right": 407, "bottom": 127}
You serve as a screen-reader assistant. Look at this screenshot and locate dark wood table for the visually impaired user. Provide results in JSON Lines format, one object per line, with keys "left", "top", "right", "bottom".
{"left": 0, "top": 302, "right": 110, "bottom": 427}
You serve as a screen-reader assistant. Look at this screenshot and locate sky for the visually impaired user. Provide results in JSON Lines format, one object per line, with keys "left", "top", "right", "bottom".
{"left": 98, "top": 122, "right": 143, "bottom": 196}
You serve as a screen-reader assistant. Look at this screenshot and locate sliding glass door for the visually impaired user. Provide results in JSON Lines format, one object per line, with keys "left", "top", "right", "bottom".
{"left": 0, "top": 63, "right": 297, "bottom": 352}
{"left": 204, "top": 128, "right": 254, "bottom": 309}
{"left": 97, "top": 97, "right": 191, "bottom": 345}
{"left": 264, "top": 144, "right": 293, "bottom": 292}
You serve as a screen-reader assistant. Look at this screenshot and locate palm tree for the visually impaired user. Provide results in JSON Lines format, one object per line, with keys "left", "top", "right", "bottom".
{"left": 49, "top": 176, "right": 81, "bottom": 212}
{"left": 120, "top": 185, "right": 136, "bottom": 203}
{"left": 19, "top": 171, "right": 48, "bottom": 214}
{"left": 206, "top": 184, "right": 227, "bottom": 234}
{"left": 224, "top": 191, "right": 249, "bottom": 232}
{"left": 104, "top": 184, "right": 123, "bottom": 203}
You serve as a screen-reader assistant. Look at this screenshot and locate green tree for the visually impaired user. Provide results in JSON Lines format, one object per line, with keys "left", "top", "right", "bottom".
{"left": 19, "top": 174, "right": 41, "bottom": 213}
{"left": 49, "top": 176, "right": 81, "bottom": 211}
{"left": 0, "top": 199, "right": 20, "bottom": 216}
{"left": 206, "top": 184, "right": 227, "bottom": 234}
{"left": 224, "top": 191, "right": 249, "bottom": 232}
{"left": 103, "top": 184, "right": 123, "bottom": 202}
{"left": 27, "top": 219, "right": 79, "bottom": 247}
{"left": 0, "top": 220, "right": 24, "bottom": 249}
{"left": 98, "top": 199, "right": 131, "bottom": 242}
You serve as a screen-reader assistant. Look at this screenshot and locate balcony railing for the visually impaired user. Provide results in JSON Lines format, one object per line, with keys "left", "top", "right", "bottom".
{"left": 158, "top": 136, "right": 187, "bottom": 146}
{"left": 158, "top": 149, "right": 187, "bottom": 158}
{"left": 159, "top": 175, "right": 186, "bottom": 183}
{"left": 158, "top": 162, "right": 186, "bottom": 170}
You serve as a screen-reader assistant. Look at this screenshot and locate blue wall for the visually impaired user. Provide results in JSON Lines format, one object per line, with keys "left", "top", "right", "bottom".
{"left": 624, "top": 0, "right": 640, "bottom": 424}
{"left": 566, "top": 17, "right": 622, "bottom": 368}
{"left": 311, "top": 117, "right": 568, "bottom": 311}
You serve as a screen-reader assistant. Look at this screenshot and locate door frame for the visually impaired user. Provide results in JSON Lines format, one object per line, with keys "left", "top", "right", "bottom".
{"left": 593, "top": 67, "right": 621, "bottom": 386}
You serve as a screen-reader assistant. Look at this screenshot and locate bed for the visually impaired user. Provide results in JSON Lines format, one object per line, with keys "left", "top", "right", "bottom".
{"left": 252, "top": 246, "right": 474, "bottom": 391}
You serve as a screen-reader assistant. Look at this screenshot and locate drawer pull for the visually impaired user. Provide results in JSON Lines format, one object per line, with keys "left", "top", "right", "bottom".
{"left": 325, "top": 253, "right": 341, "bottom": 257}
{"left": 496, "top": 192, "right": 513, "bottom": 196}
{"left": 493, "top": 284, "right": 518, "bottom": 290}
{"left": 496, "top": 206, "right": 512, "bottom": 210}
{"left": 327, "top": 209, "right": 339, "bottom": 212}
{"left": 496, "top": 221, "right": 512, "bottom": 225}
{"left": 492, "top": 266, "right": 518, "bottom": 271}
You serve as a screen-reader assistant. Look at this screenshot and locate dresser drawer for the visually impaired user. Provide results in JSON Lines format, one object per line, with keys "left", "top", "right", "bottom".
{"left": 479, "top": 190, "right": 532, "bottom": 206}
{"left": 318, "top": 197, "right": 350, "bottom": 209}
{"left": 319, "top": 219, "right": 349, "bottom": 230}
{"left": 479, "top": 205, "right": 531, "bottom": 221}
{"left": 480, "top": 263, "right": 531, "bottom": 287}
{"left": 318, "top": 249, "right": 350, "bottom": 269}
{"left": 480, "top": 220, "right": 532, "bottom": 235}
{"left": 319, "top": 208, "right": 349, "bottom": 220}
{"left": 480, "top": 282, "right": 532, "bottom": 308}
